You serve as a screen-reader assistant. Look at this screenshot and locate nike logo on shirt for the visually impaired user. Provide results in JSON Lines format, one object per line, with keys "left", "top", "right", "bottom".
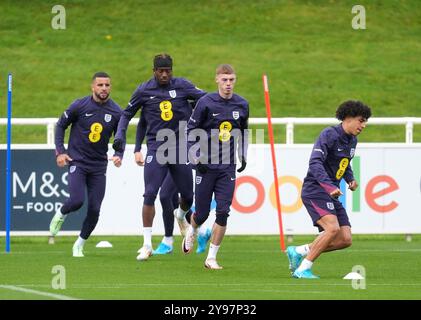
{"left": 213, "top": 113, "right": 220, "bottom": 117}
{"left": 85, "top": 113, "right": 94, "bottom": 117}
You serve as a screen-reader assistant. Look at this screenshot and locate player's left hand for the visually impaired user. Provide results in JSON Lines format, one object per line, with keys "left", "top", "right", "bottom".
{"left": 109, "top": 156, "right": 122, "bottom": 168}
{"left": 348, "top": 180, "right": 358, "bottom": 191}
{"left": 237, "top": 157, "right": 247, "bottom": 173}
{"left": 112, "top": 138, "right": 124, "bottom": 153}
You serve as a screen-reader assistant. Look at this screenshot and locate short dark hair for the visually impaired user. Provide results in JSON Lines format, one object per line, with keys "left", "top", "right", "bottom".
{"left": 153, "top": 53, "right": 173, "bottom": 69}
{"left": 92, "top": 72, "right": 110, "bottom": 81}
{"left": 336, "top": 100, "right": 372, "bottom": 121}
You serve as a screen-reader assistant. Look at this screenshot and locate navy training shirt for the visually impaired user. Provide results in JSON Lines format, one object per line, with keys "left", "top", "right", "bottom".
{"left": 187, "top": 92, "right": 249, "bottom": 171}
{"left": 115, "top": 77, "right": 206, "bottom": 153}
{"left": 301, "top": 124, "right": 357, "bottom": 197}
{"left": 55, "top": 96, "right": 122, "bottom": 167}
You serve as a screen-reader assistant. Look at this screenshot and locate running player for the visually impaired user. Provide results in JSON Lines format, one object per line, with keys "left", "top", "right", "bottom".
{"left": 49, "top": 72, "right": 122, "bottom": 257}
{"left": 287, "top": 100, "right": 371, "bottom": 278}
{"left": 184, "top": 64, "right": 249, "bottom": 269}
{"left": 112, "top": 53, "right": 206, "bottom": 261}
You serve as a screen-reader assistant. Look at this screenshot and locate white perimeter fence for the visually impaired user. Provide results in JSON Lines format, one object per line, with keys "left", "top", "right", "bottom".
{"left": 1, "top": 117, "right": 421, "bottom": 144}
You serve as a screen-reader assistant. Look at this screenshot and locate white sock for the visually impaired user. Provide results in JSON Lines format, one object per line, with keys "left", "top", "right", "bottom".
{"left": 296, "top": 258, "right": 313, "bottom": 272}
{"left": 175, "top": 207, "right": 188, "bottom": 220}
{"left": 162, "top": 236, "right": 173, "bottom": 247}
{"left": 295, "top": 244, "right": 310, "bottom": 256}
{"left": 143, "top": 227, "right": 152, "bottom": 248}
{"left": 75, "top": 236, "right": 85, "bottom": 247}
{"left": 206, "top": 243, "right": 220, "bottom": 260}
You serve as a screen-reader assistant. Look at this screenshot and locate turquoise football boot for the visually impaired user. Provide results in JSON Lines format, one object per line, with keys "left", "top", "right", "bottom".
{"left": 292, "top": 269, "right": 320, "bottom": 279}
{"left": 152, "top": 242, "right": 173, "bottom": 255}
{"left": 196, "top": 228, "right": 211, "bottom": 254}
{"left": 286, "top": 246, "right": 304, "bottom": 273}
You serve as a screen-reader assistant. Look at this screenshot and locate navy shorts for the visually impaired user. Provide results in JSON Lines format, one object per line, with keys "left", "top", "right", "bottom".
{"left": 301, "top": 194, "right": 351, "bottom": 232}
{"left": 194, "top": 169, "right": 236, "bottom": 223}
{"left": 143, "top": 150, "right": 193, "bottom": 206}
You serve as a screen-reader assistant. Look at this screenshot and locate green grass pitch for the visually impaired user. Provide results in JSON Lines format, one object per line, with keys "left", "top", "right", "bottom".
{"left": 1, "top": 235, "right": 421, "bottom": 300}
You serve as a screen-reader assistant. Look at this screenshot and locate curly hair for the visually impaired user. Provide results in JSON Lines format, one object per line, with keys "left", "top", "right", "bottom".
{"left": 336, "top": 100, "right": 372, "bottom": 121}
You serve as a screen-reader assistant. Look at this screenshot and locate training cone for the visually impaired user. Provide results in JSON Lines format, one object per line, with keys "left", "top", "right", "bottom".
{"left": 96, "top": 241, "right": 113, "bottom": 248}
{"left": 343, "top": 272, "right": 364, "bottom": 280}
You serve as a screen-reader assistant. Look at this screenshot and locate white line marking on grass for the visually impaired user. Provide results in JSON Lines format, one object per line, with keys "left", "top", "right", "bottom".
{"left": 0, "top": 285, "right": 79, "bottom": 300}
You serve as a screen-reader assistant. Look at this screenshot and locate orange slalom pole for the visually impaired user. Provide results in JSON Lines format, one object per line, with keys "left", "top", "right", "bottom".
{"left": 263, "top": 74, "right": 285, "bottom": 252}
